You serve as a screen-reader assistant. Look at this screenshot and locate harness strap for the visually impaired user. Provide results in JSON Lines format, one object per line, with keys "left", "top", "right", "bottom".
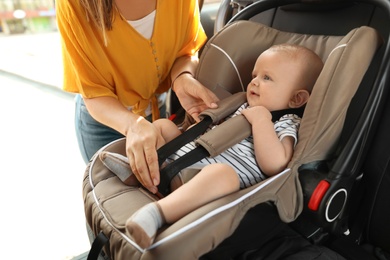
{"left": 87, "top": 231, "right": 109, "bottom": 260}
{"left": 157, "top": 94, "right": 305, "bottom": 196}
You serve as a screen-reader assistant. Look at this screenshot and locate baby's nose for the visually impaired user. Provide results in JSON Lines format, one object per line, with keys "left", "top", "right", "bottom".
{"left": 251, "top": 78, "right": 258, "bottom": 86}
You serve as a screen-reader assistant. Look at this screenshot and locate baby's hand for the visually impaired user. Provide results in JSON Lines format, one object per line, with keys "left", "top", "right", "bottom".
{"left": 241, "top": 106, "right": 272, "bottom": 124}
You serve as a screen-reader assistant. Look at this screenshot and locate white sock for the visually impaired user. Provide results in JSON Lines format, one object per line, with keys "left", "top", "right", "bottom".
{"left": 126, "top": 202, "right": 165, "bottom": 248}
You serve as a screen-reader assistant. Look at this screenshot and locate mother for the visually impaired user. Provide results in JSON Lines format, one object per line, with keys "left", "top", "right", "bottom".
{"left": 56, "top": 0, "right": 219, "bottom": 194}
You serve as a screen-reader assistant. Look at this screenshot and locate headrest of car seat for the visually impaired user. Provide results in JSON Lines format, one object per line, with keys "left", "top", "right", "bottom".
{"left": 197, "top": 21, "right": 347, "bottom": 98}
{"left": 291, "top": 24, "right": 382, "bottom": 169}
{"left": 196, "top": 20, "right": 382, "bottom": 169}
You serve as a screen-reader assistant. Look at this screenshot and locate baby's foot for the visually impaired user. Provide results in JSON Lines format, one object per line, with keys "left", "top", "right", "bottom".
{"left": 126, "top": 202, "right": 165, "bottom": 248}
{"left": 99, "top": 151, "right": 139, "bottom": 186}
{"left": 126, "top": 220, "right": 154, "bottom": 249}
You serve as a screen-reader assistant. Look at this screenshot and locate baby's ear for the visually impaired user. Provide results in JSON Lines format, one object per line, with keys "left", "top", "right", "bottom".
{"left": 289, "top": 89, "right": 310, "bottom": 108}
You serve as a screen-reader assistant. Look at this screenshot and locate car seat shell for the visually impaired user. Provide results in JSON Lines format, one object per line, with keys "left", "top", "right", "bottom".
{"left": 83, "top": 17, "right": 384, "bottom": 258}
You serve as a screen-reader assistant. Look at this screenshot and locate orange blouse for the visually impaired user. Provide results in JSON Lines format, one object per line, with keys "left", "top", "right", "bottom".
{"left": 56, "top": 0, "right": 207, "bottom": 118}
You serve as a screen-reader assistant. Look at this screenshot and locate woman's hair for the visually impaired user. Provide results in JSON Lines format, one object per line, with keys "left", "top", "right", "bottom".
{"left": 80, "top": 0, "right": 114, "bottom": 44}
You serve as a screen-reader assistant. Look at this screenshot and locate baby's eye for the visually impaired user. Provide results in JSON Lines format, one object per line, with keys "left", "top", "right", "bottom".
{"left": 263, "top": 75, "right": 270, "bottom": 80}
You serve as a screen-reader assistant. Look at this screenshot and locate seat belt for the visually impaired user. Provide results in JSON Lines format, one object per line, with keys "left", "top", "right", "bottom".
{"left": 99, "top": 92, "right": 304, "bottom": 196}
{"left": 157, "top": 103, "right": 305, "bottom": 196}
{"left": 87, "top": 231, "right": 109, "bottom": 260}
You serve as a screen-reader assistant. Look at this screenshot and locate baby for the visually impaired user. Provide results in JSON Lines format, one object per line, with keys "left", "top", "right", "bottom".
{"left": 125, "top": 44, "right": 324, "bottom": 248}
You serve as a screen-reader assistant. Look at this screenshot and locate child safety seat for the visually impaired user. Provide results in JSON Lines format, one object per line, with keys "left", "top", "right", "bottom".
{"left": 83, "top": 0, "right": 389, "bottom": 258}
{"left": 211, "top": 0, "right": 390, "bottom": 247}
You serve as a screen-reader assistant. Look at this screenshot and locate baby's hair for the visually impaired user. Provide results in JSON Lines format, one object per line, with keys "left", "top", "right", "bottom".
{"left": 267, "top": 44, "right": 317, "bottom": 61}
{"left": 267, "top": 44, "right": 324, "bottom": 93}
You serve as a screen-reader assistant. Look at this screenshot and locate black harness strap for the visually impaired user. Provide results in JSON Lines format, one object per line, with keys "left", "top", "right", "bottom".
{"left": 157, "top": 116, "right": 212, "bottom": 166}
{"left": 157, "top": 106, "right": 305, "bottom": 196}
{"left": 87, "top": 231, "right": 109, "bottom": 260}
{"left": 271, "top": 106, "right": 305, "bottom": 122}
{"left": 158, "top": 146, "right": 210, "bottom": 196}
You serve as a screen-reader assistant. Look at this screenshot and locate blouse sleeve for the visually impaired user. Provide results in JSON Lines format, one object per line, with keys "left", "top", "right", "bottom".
{"left": 56, "top": 0, "right": 116, "bottom": 98}
{"left": 175, "top": 0, "right": 207, "bottom": 58}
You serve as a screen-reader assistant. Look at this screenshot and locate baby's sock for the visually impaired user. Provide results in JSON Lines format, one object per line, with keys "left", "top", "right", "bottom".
{"left": 126, "top": 202, "right": 165, "bottom": 249}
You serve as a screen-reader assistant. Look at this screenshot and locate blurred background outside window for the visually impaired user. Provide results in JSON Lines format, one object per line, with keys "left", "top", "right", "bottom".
{"left": 0, "top": 0, "right": 221, "bottom": 34}
{"left": 0, "top": 0, "right": 56, "bottom": 34}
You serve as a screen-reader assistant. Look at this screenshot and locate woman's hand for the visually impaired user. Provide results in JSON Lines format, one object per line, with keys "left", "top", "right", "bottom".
{"left": 125, "top": 117, "right": 165, "bottom": 194}
{"left": 173, "top": 73, "right": 219, "bottom": 122}
{"left": 84, "top": 96, "right": 165, "bottom": 193}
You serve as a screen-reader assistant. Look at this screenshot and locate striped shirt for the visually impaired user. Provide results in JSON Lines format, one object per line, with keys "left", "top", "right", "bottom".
{"left": 167, "top": 103, "right": 301, "bottom": 189}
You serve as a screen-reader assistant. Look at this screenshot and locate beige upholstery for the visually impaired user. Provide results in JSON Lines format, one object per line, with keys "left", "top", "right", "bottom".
{"left": 83, "top": 21, "right": 382, "bottom": 259}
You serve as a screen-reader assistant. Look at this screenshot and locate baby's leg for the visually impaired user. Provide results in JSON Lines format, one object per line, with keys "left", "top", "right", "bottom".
{"left": 153, "top": 118, "right": 182, "bottom": 145}
{"left": 126, "top": 163, "right": 239, "bottom": 248}
{"left": 159, "top": 163, "right": 240, "bottom": 223}
{"left": 126, "top": 202, "right": 165, "bottom": 249}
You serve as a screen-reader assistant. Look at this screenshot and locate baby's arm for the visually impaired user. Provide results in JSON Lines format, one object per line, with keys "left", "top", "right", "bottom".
{"left": 241, "top": 106, "right": 294, "bottom": 176}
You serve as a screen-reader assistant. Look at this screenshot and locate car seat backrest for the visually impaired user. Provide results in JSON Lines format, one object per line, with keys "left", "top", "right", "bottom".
{"left": 291, "top": 26, "right": 382, "bottom": 168}
{"left": 216, "top": 0, "right": 389, "bottom": 40}
{"left": 216, "top": 0, "right": 390, "bottom": 238}
{"left": 250, "top": 3, "right": 385, "bottom": 36}
{"left": 195, "top": 21, "right": 382, "bottom": 230}
{"left": 197, "top": 22, "right": 382, "bottom": 167}
{"left": 197, "top": 21, "right": 344, "bottom": 99}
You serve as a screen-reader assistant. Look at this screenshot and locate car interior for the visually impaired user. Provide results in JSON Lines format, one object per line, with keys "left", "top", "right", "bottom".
{"left": 84, "top": 0, "right": 390, "bottom": 259}
{"left": 198, "top": 0, "right": 390, "bottom": 259}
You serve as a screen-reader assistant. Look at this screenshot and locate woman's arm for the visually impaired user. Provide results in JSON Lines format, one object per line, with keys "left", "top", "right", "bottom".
{"left": 84, "top": 96, "right": 164, "bottom": 194}
{"left": 171, "top": 55, "right": 220, "bottom": 122}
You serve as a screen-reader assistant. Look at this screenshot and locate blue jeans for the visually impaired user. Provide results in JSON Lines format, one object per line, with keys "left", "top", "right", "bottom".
{"left": 74, "top": 94, "right": 166, "bottom": 164}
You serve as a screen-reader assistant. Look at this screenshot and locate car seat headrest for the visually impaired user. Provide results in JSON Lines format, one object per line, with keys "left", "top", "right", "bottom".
{"left": 197, "top": 21, "right": 345, "bottom": 98}
{"left": 291, "top": 25, "right": 382, "bottom": 169}
{"left": 196, "top": 21, "right": 382, "bottom": 170}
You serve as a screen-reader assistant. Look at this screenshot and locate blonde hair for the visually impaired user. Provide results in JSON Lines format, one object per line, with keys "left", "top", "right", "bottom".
{"left": 268, "top": 44, "right": 324, "bottom": 93}
{"left": 80, "top": 0, "right": 114, "bottom": 45}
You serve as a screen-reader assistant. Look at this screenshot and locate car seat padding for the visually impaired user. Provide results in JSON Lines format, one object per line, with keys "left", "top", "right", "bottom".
{"left": 84, "top": 21, "right": 382, "bottom": 259}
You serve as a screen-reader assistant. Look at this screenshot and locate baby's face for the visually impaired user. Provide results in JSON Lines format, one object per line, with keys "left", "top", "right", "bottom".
{"left": 246, "top": 50, "right": 304, "bottom": 111}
